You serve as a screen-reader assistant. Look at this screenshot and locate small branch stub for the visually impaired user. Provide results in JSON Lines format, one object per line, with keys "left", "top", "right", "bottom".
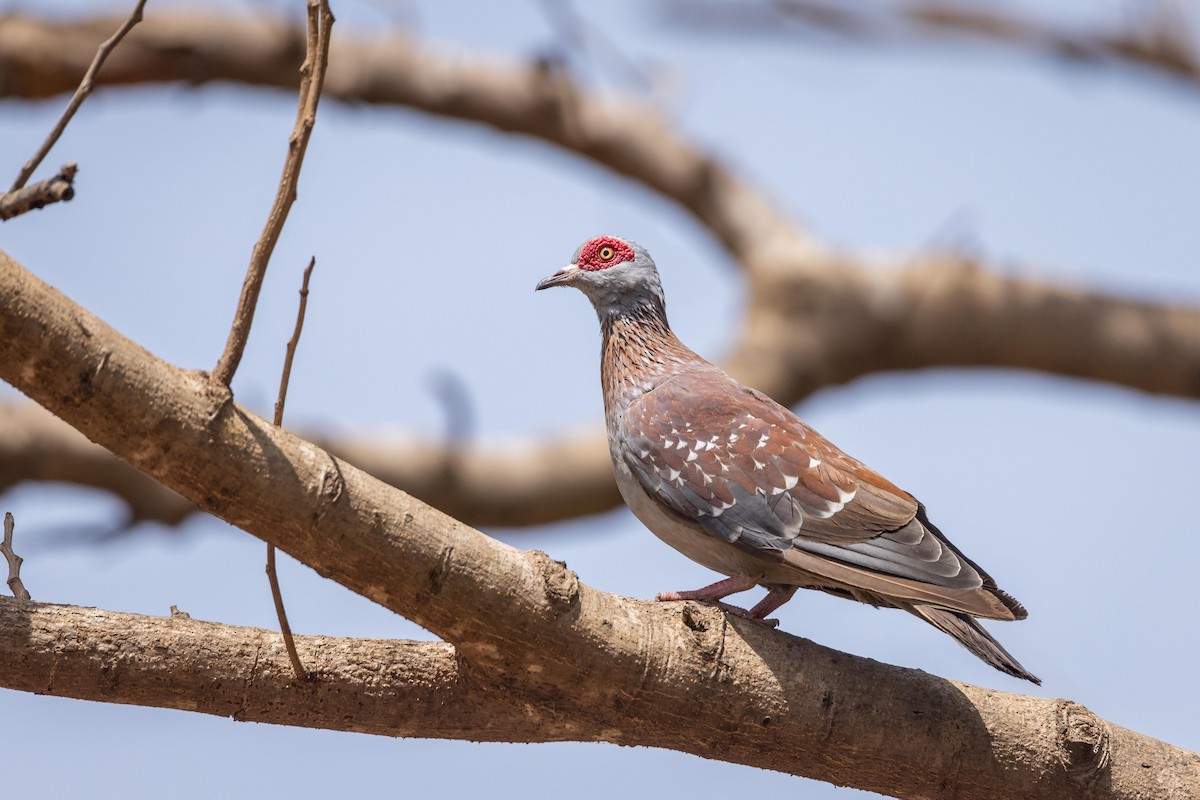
{"left": 2, "top": 512, "right": 32, "bottom": 601}
{"left": 0, "top": 162, "right": 77, "bottom": 221}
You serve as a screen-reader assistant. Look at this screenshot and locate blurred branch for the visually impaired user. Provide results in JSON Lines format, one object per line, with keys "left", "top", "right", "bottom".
{"left": 4, "top": 247, "right": 1199, "bottom": 531}
{"left": 1, "top": 248, "right": 1196, "bottom": 798}
{"left": 535, "top": 0, "right": 655, "bottom": 93}
{"left": 0, "top": 161, "right": 76, "bottom": 221}
{"left": 662, "top": 0, "right": 1200, "bottom": 95}
{"left": 6, "top": 0, "right": 146, "bottom": 196}
{"left": 0, "top": 403, "right": 193, "bottom": 526}
{"left": 2, "top": 10, "right": 1198, "bottom": 535}
{"left": 0, "top": 10, "right": 811, "bottom": 264}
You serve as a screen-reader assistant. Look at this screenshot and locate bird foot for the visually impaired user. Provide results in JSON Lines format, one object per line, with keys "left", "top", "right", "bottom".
{"left": 655, "top": 593, "right": 780, "bottom": 628}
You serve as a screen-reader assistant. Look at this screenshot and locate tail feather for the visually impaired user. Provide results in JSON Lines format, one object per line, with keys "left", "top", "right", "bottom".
{"left": 909, "top": 604, "right": 1041, "bottom": 685}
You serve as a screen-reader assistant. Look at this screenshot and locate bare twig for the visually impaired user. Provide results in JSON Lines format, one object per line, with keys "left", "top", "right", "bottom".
{"left": 273, "top": 258, "right": 316, "bottom": 429}
{"left": 267, "top": 257, "right": 316, "bottom": 682}
{"left": 265, "top": 546, "right": 305, "bottom": 679}
{"left": 662, "top": 0, "right": 1200, "bottom": 95}
{"left": 536, "top": 0, "right": 655, "bottom": 92}
{"left": 2, "top": 512, "right": 31, "bottom": 601}
{"left": 7, "top": 0, "right": 146, "bottom": 193}
{"left": 212, "top": 0, "right": 334, "bottom": 386}
{"left": 0, "top": 162, "right": 77, "bottom": 221}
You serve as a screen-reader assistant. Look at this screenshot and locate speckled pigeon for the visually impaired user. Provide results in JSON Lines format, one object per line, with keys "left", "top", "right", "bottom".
{"left": 536, "top": 234, "right": 1038, "bottom": 684}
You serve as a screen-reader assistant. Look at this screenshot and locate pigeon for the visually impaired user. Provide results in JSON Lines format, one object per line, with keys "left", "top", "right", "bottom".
{"left": 536, "top": 234, "right": 1039, "bottom": 683}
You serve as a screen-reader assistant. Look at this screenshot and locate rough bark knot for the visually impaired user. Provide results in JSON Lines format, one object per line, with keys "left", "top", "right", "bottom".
{"left": 1055, "top": 698, "right": 1112, "bottom": 785}
{"left": 530, "top": 550, "right": 579, "bottom": 612}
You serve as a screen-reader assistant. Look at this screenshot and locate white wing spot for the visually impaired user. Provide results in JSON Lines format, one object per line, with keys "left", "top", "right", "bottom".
{"left": 685, "top": 450, "right": 699, "bottom": 462}
{"left": 783, "top": 473, "right": 799, "bottom": 490}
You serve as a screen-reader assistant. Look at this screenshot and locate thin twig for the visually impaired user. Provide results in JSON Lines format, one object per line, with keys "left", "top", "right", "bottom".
{"left": 665, "top": 0, "right": 1200, "bottom": 94}
{"left": 2, "top": 513, "right": 32, "bottom": 601}
{"left": 212, "top": 0, "right": 335, "bottom": 386}
{"left": 265, "top": 545, "right": 306, "bottom": 680}
{"left": 266, "top": 257, "right": 317, "bottom": 682}
{"left": 8, "top": 0, "right": 147, "bottom": 193}
{"left": 0, "top": 162, "right": 77, "bottom": 221}
{"left": 274, "top": 258, "right": 316, "bottom": 428}
{"left": 536, "top": 0, "right": 655, "bottom": 92}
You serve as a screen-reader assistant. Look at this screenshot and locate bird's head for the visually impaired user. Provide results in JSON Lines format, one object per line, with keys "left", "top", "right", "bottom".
{"left": 535, "top": 235, "right": 666, "bottom": 318}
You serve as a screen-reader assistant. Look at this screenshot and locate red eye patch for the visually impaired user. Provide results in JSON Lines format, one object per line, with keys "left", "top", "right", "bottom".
{"left": 578, "top": 236, "right": 635, "bottom": 271}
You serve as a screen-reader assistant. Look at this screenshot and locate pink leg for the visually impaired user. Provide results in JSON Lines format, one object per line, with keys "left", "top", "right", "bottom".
{"left": 656, "top": 575, "right": 757, "bottom": 603}
{"left": 747, "top": 584, "right": 798, "bottom": 620}
{"left": 657, "top": 577, "right": 783, "bottom": 628}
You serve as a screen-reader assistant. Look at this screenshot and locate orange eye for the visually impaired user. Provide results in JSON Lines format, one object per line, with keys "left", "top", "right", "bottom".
{"left": 598, "top": 246, "right": 615, "bottom": 261}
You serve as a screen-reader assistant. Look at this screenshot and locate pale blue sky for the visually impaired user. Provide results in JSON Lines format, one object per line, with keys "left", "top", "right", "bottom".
{"left": 2, "top": 2, "right": 1198, "bottom": 798}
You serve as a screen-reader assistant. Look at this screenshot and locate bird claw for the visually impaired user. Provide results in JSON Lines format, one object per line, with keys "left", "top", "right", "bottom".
{"left": 656, "top": 594, "right": 780, "bottom": 628}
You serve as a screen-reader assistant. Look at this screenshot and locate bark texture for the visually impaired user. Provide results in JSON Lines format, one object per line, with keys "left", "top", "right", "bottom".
{"left": 0, "top": 600, "right": 557, "bottom": 740}
{"left": 2, "top": 246, "right": 1198, "bottom": 799}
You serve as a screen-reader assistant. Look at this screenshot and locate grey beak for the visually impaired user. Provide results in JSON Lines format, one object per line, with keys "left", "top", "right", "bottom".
{"left": 535, "top": 265, "right": 580, "bottom": 291}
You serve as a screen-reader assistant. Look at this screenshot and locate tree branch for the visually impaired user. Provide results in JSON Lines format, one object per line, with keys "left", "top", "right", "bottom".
{"left": 4, "top": 249, "right": 1198, "bottom": 531}
{"left": 3, "top": 12, "right": 1200, "bottom": 535}
{"left": 725, "top": 250, "right": 1200, "bottom": 402}
{"left": 266, "top": 257, "right": 318, "bottom": 682}
{"left": 0, "top": 10, "right": 809, "bottom": 264}
{"left": 0, "top": 598, "right": 564, "bottom": 741}
{"left": 2, "top": 245, "right": 1197, "bottom": 798}
{"left": 663, "top": 0, "right": 1200, "bottom": 96}
{"left": 1, "top": 513, "right": 31, "bottom": 601}
{"left": 0, "top": 162, "right": 76, "bottom": 221}
{"left": 6, "top": 0, "right": 146, "bottom": 193}
{"left": 212, "top": 1, "right": 333, "bottom": 386}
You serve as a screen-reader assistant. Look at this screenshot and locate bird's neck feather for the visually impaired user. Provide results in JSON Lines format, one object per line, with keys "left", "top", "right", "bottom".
{"left": 599, "top": 303, "right": 701, "bottom": 416}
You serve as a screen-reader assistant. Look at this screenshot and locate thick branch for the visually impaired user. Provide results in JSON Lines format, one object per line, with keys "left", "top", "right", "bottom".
{"left": 0, "top": 10, "right": 809, "bottom": 264}
{"left": 3, "top": 13, "right": 1198, "bottom": 403}
{"left": 727, "top": 251, "right": 1200, "bottom": 402}
{"left": 2, "top": 249, "right": 1197, "bottom": 798}
{"left": 0, "top": 599, "right": 562, "bottom": 741}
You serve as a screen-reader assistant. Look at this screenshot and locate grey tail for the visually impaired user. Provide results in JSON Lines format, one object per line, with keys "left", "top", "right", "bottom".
{"left": 909, "top": 604, "right": 1041, "bottom": 685}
